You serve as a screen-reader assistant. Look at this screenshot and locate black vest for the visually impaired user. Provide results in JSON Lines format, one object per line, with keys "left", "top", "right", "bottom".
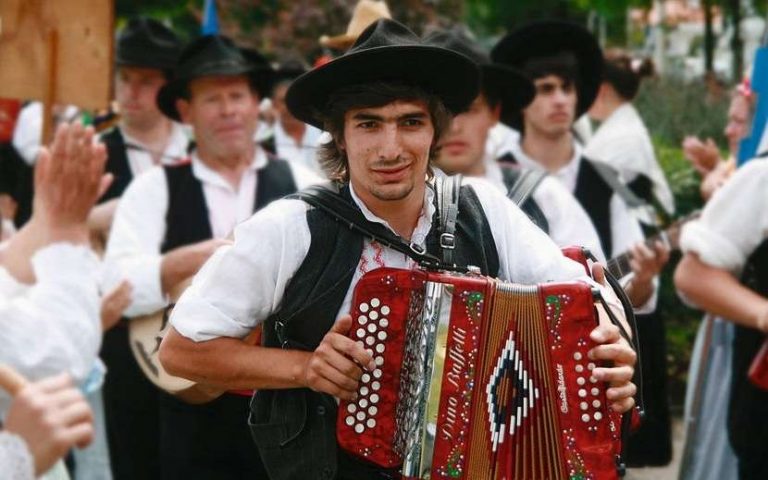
{"left": 160, "top": 158, "right": 297, "bottom": 253}
{"left": 100, "top": 128, "right": 134, "bottom": 202}
{"left": 249, "top": 184, "right": 499, "bottom": 480}
{"left": 728, "top": 239, "right": 768, "bottom": 460}
{"left": 573, "top": 158, "right": 616, "bottom": 257}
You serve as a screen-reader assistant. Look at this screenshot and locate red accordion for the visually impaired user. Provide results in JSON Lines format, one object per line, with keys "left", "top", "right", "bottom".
{"left": 337, "top": 267, "right": 622, "bottom": 480}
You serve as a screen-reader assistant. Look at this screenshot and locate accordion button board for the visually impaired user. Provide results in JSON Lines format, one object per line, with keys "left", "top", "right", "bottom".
{"left": 337, "top": 267, "right": 623, "bottom": 480}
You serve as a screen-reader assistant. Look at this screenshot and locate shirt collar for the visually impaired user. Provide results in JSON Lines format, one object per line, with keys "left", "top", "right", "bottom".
{"left": 348, "top": 179, "right": 436, "bottom": 246}
{"left": 509, "top": 137, "right": 583, "bottom": 191}
{"left": 121, "top": 122, "right": 190, "bottom": 164}
{"left": 190, "top": 147, "right": 266, "bottom": 191}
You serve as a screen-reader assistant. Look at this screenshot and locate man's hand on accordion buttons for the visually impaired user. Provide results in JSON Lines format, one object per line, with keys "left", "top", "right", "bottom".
{"left": 588, "top": 324, "right": 637, "bottom": 414}
{"left": 303, "top": 314, "right": 376, "bottom": 401}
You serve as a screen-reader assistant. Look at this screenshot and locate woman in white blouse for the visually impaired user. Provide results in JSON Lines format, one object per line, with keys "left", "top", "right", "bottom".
{"left": 586, "top": 51, "right": 675, "bottom": 218}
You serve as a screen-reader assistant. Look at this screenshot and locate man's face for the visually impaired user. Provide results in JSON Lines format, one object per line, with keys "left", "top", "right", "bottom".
{"left": 342, "top": 100, "right": 434, "bottom": 204}
{"left": 724, "top": 95, "right": 750, "bottom": 154}
{"left": 523, "top": 74, "right": 577, "bottom": 139}
{"left": 176, "top": 75, "right": 260, "bottom": 159}
{"left": 436, "top": 94, "right": 500, "bottom": 175}
{"left": 115, "top": 66, "right": 167, "bottom": 129}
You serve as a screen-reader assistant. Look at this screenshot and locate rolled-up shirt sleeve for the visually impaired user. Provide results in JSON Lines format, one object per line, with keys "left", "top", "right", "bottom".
{"left": 104, "top": 167, "right": 168, "bottom": 317}
{"left": 680, "top": 159, "right": 768, "bottom": 273}
{"left": 0, "top": 244, "right": 100, "bottom": 410}
{"left": 170, "top": 199, "right": 311, "bottom": 342}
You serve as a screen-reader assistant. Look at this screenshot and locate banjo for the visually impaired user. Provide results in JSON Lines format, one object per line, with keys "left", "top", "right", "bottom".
{"left": 128, "top": 278, "right": 261, "bottom": 404}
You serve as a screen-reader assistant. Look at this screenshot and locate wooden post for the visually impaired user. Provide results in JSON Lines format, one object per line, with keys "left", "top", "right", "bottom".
{"left": 42, "top": 28, "right": 58, "bottom": 146}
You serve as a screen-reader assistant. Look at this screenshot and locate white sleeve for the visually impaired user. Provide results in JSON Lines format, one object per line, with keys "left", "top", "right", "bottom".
{"left": 170, "top": 199, "right": 311, "bottom": 342}
{"left": 533, "top": 176, "right": 607, "bottom": 263}
{"left": 103, "top": 167, "right": 168, "bottom": 317}
{"left": 0, "top": 244, "right": 100, "bottom": 410}
{"left": 288, "top": 161, "right": 324, "bottom": 189}
{"left": 0, "top": 432, "right": 35, "bottom": 480}
{"left": 11, "top": 103, "right": 42, "bottom": 166}
{"left": 680, "top": 159, "right": 768, "bottom": 273}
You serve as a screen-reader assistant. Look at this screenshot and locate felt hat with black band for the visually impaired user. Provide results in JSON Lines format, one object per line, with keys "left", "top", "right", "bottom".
{"left": 422, "top": 27, "right": 534, "bottom": 126}
{"left": 287, "top": 19, "right": 480, "bottom": 130}
{"left": 116, "top": 17, "right": 181, "bottom": 71}
{"left": 491, "top": 20, "right": 603, "bottom": 121}
{"left": 156, "top": 35, "right": 274, "bottom": 122}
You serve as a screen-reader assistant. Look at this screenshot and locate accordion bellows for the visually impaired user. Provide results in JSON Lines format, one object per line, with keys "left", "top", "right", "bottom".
{"left": 337, "top": 267, "right": 622, "bottom": 480}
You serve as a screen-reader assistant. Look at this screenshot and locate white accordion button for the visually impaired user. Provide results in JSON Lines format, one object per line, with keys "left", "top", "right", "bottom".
{"left": 590, "top": 376, "right": 598, "bottom": 384}
{"left": 366, "top": 418, "right": 376, "bottom": 428}
{"left": 356, "top": 412, "right": 365, "bottom": 421}
{"left": 356, "top": 328, "right": 366, "bottom": 338}
{"left": 593, "top": 400, "right": 601, "bottom": 408}
{"left": 375, "top": 344, "right": 385, "bottom": 354}
{"left": 375, "top": 356, "right": 384, "bottom": 366}
{"left": 370, "top": 394, "right": 380, "bottom": 404}
{"left": 380, "top": 318, "right": 389, "bottom": 328}
{"left": 368, "top": 405, "right": 378, "bottom": 415}
{"left": 371, "top": 298, "right": 381, "bottom": 308}
{"left": 346, "top": 416, "right": 355, "bottom": 426}
{"left": 591, "top": 388, "right": 600, "bottom": 396}
{"left": 575, "top": 365, "right": 584, "bottom": 373}
{"left": 361, "top": 374, "right": 371, "bottom": 383}
{"left": 360, "top": 303, "right": 369, "bottom": 313}
{"left": 573, "top": 352, "right": 583, "bottom": 360}
{"left": 360, "top": 386, "right": 369, "bottom": 396}
{"left": 580, "top": 401, "right": 588, "bottom": 410}
{"left": 581, "top": 414, "right": 590, "bottom": 423}
{"left": 381, "top": 306, "right": 390, "bottom": 315}
{"left": 359, "top": 398, "right": 369, "bottom": 408}
{"left": 347, "top": 404, "right": 357, "bottom": 413}
{"left": 578, "top": 389, "right": 587, "bottom": 398}
{"left": 377, "top": 331, "right": 387, "bottom": 341}
{"left": 355, "top": 424, "right": 365, "bottom": 434}
{"left": 369, "top": 311, "right": 379, "bottom": 320}
{"left": 358, "top": 315, "right": 367, "bottom": 325}
{"left": 373, "top": 369, "right": 382, "bottom": 379}
{"left": 587, "top": 362, "right": 596, "bottom": 371}
{"left": 367, "top": 323, "right": 377, "bottom": 333}
{"left": 577, "top": 377, "right": 585, "bottom": 386}
{"left": 365, "top": 337, "right": 375, "bottom": 346}
{"left": 594, "top": 412, "right": 603, "bottom": 421}
{"left": 365, "top": 348, "right": 374, "bottom": 357}
{"left": 372, "top": 381, "right": 381, "bottom": 391}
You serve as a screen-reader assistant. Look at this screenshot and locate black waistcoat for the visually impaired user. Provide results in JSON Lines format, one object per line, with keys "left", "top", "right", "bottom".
{"left": 100, "top": 128, "right": 134, "bottom": 203}
{"left": 574, "top": 158, "right": 615, "bottom": 257}
{"left": 728, "top": 239, "right": 768, "bottom": 460}
{"left": 249, "top": 184, "right": 499, "bottom": 480}
{"left": 160, "top": 158, "right": 297, "bottom": 253}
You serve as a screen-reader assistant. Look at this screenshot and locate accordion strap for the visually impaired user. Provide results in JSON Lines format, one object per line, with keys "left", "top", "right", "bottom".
{"left": 290, "top": 182, "right": 460, "bottom": 271}
{"left": 436, "top": 174, "right": 461, "bottom": 266}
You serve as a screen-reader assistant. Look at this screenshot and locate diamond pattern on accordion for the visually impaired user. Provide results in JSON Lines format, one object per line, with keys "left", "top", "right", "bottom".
{"left": 346, "top": 298, "right": 391, "bottom": 434}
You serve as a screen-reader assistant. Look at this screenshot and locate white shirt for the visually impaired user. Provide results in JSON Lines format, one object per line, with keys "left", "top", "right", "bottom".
{"left": 121, "top": 122, "right": 190, "bottom": 176}
{"left": 104, "top": 149, "right": 320, "bottom": 317}
{"left": 680, "top": 158, "right": 768, "bottom": 273}
{"left": 585, "top": 104, "right": 675, "bottom": 215}
{"left": 169, "top": 177, "right": 621, "bottom": 342}
{"left": 0, "top": 244, "right": 101, "bottom": 413}
{"left": 483, "top": 130, "right": 605, "bottom": 263}
{"left": 508, "top": 139, "right": 657, "bottom": 313}
{"left": 12, "top": 102, "right": 79, "bottom": 166}
{"left": 273, "top": 121, "right": 324, "bottom": 177}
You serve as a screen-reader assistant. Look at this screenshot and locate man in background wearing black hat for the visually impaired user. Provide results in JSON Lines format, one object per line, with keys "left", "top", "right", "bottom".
{"left": 492, "top": 21, "right": 668, "bottom": 313}
{"left": 160, "top": 19, "right": 638, "bottom": 480}
{"left": 104, "top": 34, "right": 317, "bottom": 479}
{"left": 267, "top": 59, "right": 324, "bottom": 176}
{"left": 423, "top": 27, "right": 606, "bottom": 263}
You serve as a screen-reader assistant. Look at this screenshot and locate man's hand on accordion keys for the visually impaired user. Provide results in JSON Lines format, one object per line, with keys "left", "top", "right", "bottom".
{"left": 303, "top": 314, "right": 377, "bottom": 401}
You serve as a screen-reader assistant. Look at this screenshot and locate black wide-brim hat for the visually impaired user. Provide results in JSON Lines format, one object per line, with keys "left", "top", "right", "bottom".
{"left": 286, "top": 19, "right": 480, "bottom": 130}
{"left": 116, "top": 17, "right": 181, "bottom": 71}
{"left": 491, "top": 20, "right": 603, "bottom": 121}
{"left": 423, "top": 28, "right": 534, "bottom": 126}
{"left": 156, "top": 35, "right": 274, "bottom": 122}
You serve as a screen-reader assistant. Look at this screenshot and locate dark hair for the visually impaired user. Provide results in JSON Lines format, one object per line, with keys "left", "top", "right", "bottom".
{"left": 520, "top": 51, "right": 580, "bottom": 86}
{"left": 602, "top": 50, "right": 654, "bottom": 101}
{"left": 316, "top": 81, "right": 452, "bottom": 181}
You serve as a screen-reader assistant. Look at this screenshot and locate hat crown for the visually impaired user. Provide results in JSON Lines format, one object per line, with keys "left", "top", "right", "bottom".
{"left": 175, "top": 35, "right": 252, "bottom": 79}
{"left": 116, "top": 17, "right": 181, "bottom": 69}
{"left": 347, "top": 18, "right": 420, "bottom": 54}
{"left": 423, "top": 28, "right": 490, "bottom": 66}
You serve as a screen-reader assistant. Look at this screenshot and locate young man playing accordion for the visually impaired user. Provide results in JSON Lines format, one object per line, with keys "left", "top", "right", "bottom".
{"left": 160, "top": 19, "right": 637, "bottom": 480}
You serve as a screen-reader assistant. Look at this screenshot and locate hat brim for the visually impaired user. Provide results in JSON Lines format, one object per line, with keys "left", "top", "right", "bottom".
{"left": 481, "top": 64, "right": 534, "bottom": 126}
{"left": 492, "top": 21, "right": 603, "bottom": 122}
{"left": 156, "top": 65, "right": 274, "bottom": 122}
{"left": 286, "top": 45, "right": 480, "bottom": 130}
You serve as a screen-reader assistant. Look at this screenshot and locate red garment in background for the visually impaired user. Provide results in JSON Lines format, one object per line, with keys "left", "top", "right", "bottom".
{"left": 0, "top": 98, "right": 22, "bottom": 143}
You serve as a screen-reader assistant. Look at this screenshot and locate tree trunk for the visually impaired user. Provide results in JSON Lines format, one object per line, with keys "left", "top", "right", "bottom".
{"left": 731, "top": 0, "right": 744, "bottom": 80}
{"left": 704, "top": 0, "right": 715, "bottom": 74}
